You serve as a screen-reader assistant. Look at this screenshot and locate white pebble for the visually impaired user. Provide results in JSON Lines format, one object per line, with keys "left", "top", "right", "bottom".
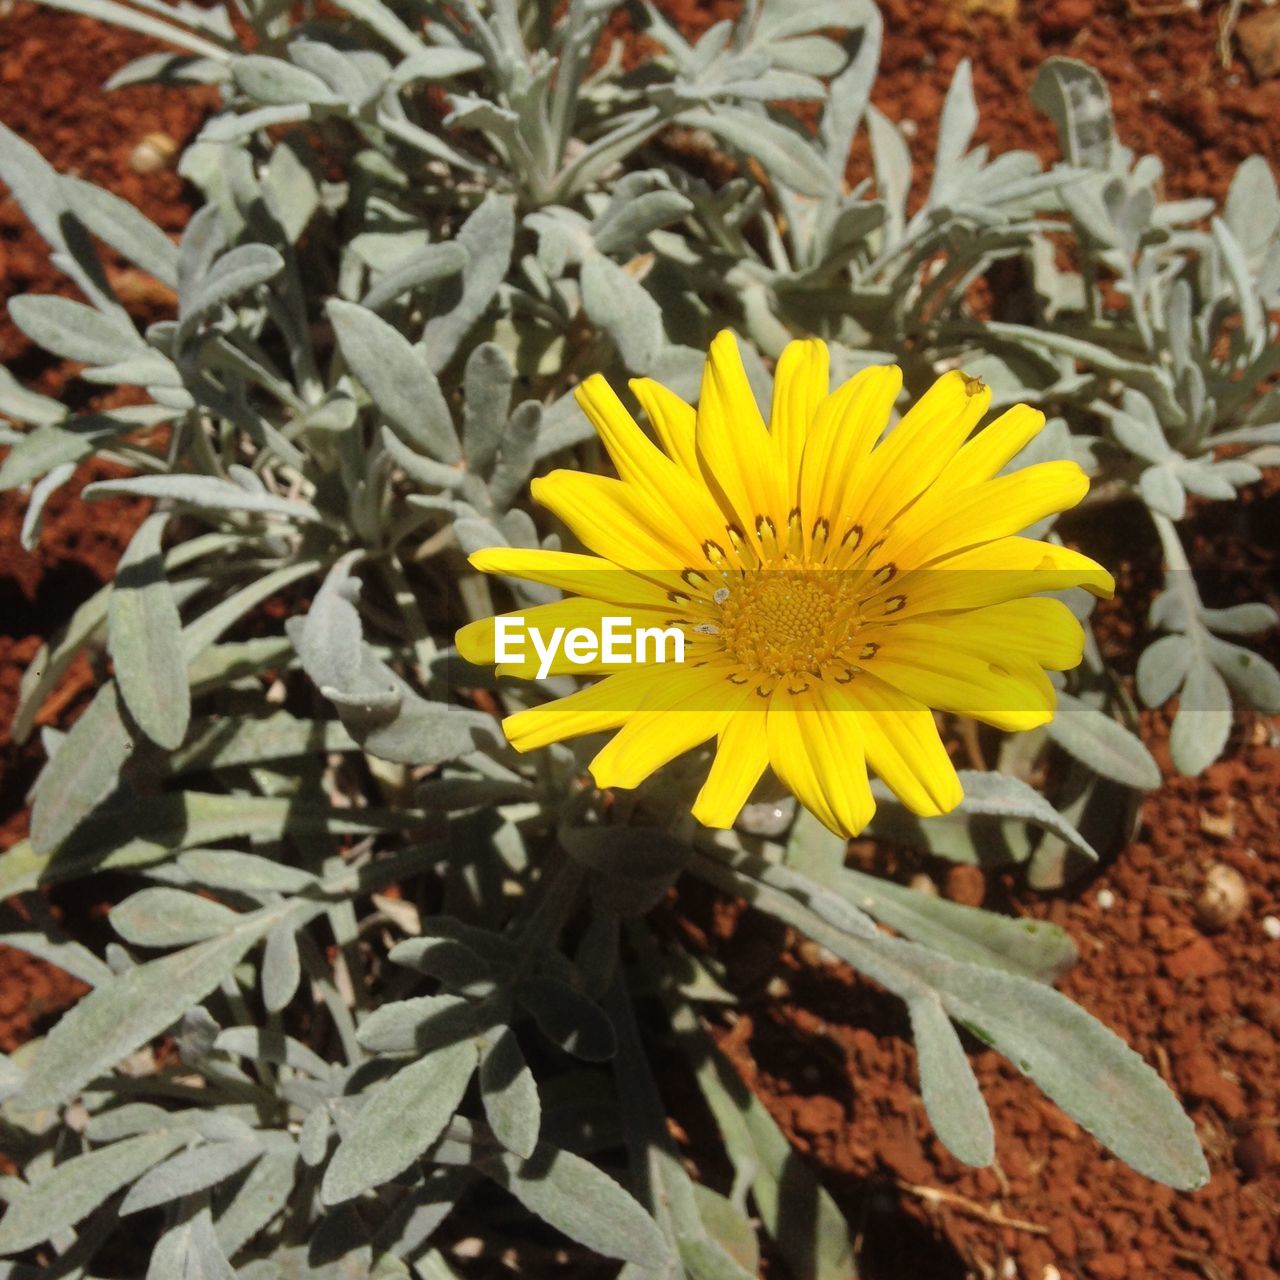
{"left": 1096, "top": 888, "right": 1115, "bottom": 910}
{"left": 1262, "top": 916, "right": 1280, "bottom": 940}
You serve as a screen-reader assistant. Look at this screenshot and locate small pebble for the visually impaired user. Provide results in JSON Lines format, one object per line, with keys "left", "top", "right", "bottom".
{"left": 129, "top": 131, "right": 178, "bottom": 174}
{"left": 1096, "top": 888, "right": 1115, "bottom": 910}
{"left": 1262, "top": 916, "right": 1280, "bottom": 940}
{"left": 1194, "top": 863, "right": 1248, "bottom": 932}
{"left": 1234, "top": 1127, "right": 1279, "bottom": 1179}
{"left": 943, "top": 864, "right": 984, "bottom": 907}
{"left": 736, "top": 795, "right": 795, "bottom": 838}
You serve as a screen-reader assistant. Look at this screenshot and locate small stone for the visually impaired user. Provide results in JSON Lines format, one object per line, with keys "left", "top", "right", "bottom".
{"left": 1176, "top": 1049, "right": 1247, "bottom": 1120}
{"left": 129, "top": 131, "right": 178, "bottom": 175}
{"left": 1096, "top": 887, "right": 1115, "bottom": 910}
{"left": 1233, "top": 1128, "right": 1279, "bottom": 1180}
{"left": 943, "top": 864, "right": 984, "bottom": 907}
{"left": 1237, "top": 8, "right": 1280, "bottom": 80}
{"left": 1163, "top": 936, "right": 1226, "bottom": 981}
{"left": 1198, "top": 806, "right": 1235, "bottom": 840}
{"left": 1088, "top": 1254, "right": 1128, "bottom": 1280}
{"left": 1244, "top": 995, "right": 1280, "bottom": 1031}
{"left": 1262, "top": 915, "right": 1280, "bottom": 940}
{"left": 1194, "top": 863, "right": 1248, "bottom": 932}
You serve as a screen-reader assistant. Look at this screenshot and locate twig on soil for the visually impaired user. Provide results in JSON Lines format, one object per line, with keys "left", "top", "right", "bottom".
{"left": 960, "top": 718, "right": 988, "bottom": 771}
{"left": 1172, "top": 1248, "right": 1230, "bottom": 1280}
{"left": 894, "top": 1180, "right": 1049, "bottom": 1235}
{"left": 1217, "top": 0, "right": 1245, "bottom": 69}
{"left": 1126, "top": 1, "right": 1199, "bottom": 16}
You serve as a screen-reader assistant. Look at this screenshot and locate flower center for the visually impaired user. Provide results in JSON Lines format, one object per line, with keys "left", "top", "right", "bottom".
{"left": 717, "top": 569, "right": 862, "bottom": 679}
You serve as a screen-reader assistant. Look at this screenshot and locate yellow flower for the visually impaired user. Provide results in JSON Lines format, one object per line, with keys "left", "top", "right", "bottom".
{"left": 457, "top": 332, "right": 1113, "bottom": 837}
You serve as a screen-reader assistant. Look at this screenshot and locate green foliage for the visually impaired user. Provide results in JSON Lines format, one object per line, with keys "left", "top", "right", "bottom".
{"left": 6, "top": 0, "right": 1275, "bottom": 1272}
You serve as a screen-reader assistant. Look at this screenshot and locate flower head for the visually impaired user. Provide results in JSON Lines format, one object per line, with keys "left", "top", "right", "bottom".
{"left": 457, "top": 332, "right": 1112, "bottom": 836}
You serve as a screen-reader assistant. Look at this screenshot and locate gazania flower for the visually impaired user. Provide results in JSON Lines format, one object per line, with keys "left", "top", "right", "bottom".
{"left": 456, "top": 332, "right": 1112, "bottom": 837}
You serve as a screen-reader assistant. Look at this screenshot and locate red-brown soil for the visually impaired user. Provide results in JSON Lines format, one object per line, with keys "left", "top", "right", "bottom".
{"left": 0, "top": 2, "right": 212, "bottom": 1052}
{"left": 3, "top": 2, "right": 1279, "bottom": 1278}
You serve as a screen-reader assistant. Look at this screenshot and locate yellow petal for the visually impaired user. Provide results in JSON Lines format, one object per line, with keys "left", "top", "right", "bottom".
{"left": 691, "top": 709, "right": 770, "bottom": 828}
{"left": 502, "top": 668, "right": 658, "bottom": 752}
{"left": 630, "top": 377, "right": 698, "bottom": 476}
{"left": 940, "top": 403, "right": 1046, "bottom": 489}
{"left": 882, "top": 460, "right": 1090, "bottom": 568}
{"left": 861, "top": 536, "right": 1113, "bottom": 621}
{"left": 900, "top": 598, "right": 1085, "bottom": 672}
{"left": 839, "top": 673, "right": 963, "bottom": 817}
{"left": 468, "top": 548, "right": 675, "bottom": 608}
{"left": 695, "top": 330, "right": 788, "bottom": 536}
{"left": 574, "top": 374, "right": 729, "bottom": 550}
{"left": 842, "top": 370, "right": 991, "bottom": 541}
{"left": 589, "top": 666, "right": 736, "bottom": 789}
{"left": 766, "top": 686, "right": 875, "bottom": 836}
{"left": 770, "top": 338, "right": 828, "bottom": 502}
{"left": 868, "top": 643, "right": 1056, "bottom": 733}
{"left": 532, "top": 471, "right": 700, "bottom": 570}
{"left": 799, "top": 364, "right": 901, "bottom": 551}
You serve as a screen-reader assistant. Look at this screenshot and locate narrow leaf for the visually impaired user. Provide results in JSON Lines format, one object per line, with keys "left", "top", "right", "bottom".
{"left": 177, "top": 244, "right": 284, "bottom": 345}
{"left": 109, "top": 513, "right": 190, "bottom": 749}
{"left": 478, "top": 1143, "right": 667, "bottom": 1267}
{"left": 84, "top": 474, "right": 321, "bottom": 522}
{"left": 1169, "top": 655, "right": 1233, "bottom": 775}
{"left": 0, "top": 1131, "right": 188, "bottom": 1254}
{"left": 479, "top": 1026, "right": 540, "bottom": 1159}
{"left": 462, "top": 342, "right": 514, "bottom": 473}
{"left": 327, "top": 298, "right": 459, "bottom": 461}
{"left": 422, "top": 193, "right": 515, "bottom": 372}
{"left": 8, "top": 293, "right": 146, "bottom": 366}
{"left": 262, "top": 920, "right": 302, "bottom": 1013}
{"left": 321, "top": 1040, "right": 477, "bottom": 1203}
{"left": 110, "top": 887, "right": 242, "bottom": 948}
{"left": 30, "top": 680, "right": 134, "bottom": 855}
{"left": 14, "top": 921, "right": 274, "bottom": 1110}
{"left": 120, "top": 1139, "right": 262, "bottom": 1214}
{"left": 1047, "top": 692, "right": 1161, "bottom": 790}
{"left": 906, "top": 995, "right": 994, "bottom": 1167}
